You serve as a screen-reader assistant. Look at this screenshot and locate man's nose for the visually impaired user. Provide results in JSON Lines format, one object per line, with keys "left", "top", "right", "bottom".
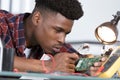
{"left": 58, "top": 35, "right": 65, "bottom": 44}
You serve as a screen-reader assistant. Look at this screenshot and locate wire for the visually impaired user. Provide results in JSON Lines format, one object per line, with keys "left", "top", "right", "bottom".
{"left": 41, "top": 54, "right": 56, "bottom": 73}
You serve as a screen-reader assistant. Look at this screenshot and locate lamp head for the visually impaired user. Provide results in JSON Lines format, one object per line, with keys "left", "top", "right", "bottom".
{"left": 95, "top": 22, "right": 118, "bottom": 45}
{"left": 95, "top": 11, "right": 120, "bottom": 45}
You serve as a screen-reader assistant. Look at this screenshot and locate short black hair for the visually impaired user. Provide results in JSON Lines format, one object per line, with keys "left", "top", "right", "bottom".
{"left": 35, "top": 0, "right": 84, "bottom": 20}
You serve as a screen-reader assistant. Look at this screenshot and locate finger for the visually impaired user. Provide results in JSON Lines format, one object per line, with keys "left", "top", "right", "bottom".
{"left": 68, "top": 69, "right": 75, "bottom": 73}
{"left": 94, "top": 62, "right": 102, "bottom": 67}
{"left": 90, "top": 66, "right": 100, "bottom": 71}
{"left": 65, "top": 68, "right": 75, "bottom": 73}
{"left": 67, "top": 58, "right": 76, "bottom": 64}
{"left": 61, "top": 64, "right": 75, "bottom": 73}
{"left": 67, "top": 64, "right": 75, "bottom": 69}
{"left": 69, "top": 53, "right": 79, "bottom": 60}
{"left": 100, "top": 57, "right": 107, "bottom": 62}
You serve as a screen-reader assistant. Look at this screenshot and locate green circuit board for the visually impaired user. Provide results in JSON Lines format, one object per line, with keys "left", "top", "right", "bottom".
{"left": 75, "top": 57, "right": 101, "bottom": 71}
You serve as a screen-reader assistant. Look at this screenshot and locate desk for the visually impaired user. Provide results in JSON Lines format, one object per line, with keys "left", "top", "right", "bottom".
{"left": 0, "top": 71, "right": 119, "bottom": 80}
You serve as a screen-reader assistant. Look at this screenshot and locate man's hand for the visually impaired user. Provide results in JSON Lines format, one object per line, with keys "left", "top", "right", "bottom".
{"left": 14, "top": 53, "right": 79, "bottom": 73}
{"left": 89, "top": 57, "right": 107, "bottom": 76}
{"left": 49, "top": 52, "right": 79, "bottom": 73}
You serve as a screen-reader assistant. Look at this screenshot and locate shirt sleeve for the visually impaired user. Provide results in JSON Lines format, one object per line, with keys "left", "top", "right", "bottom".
{"left": 0, "top": 10, "right": 14, "bottom": 48}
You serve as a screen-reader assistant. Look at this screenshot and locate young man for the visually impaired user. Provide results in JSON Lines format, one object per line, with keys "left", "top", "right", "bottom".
{"left": 0, "top": 0, "right": 105, "bottom": 76}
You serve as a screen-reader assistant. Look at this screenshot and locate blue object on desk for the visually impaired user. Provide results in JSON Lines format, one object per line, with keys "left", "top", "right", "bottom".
{"left": 2, "top": 48, "right": 15, "bottom": 71}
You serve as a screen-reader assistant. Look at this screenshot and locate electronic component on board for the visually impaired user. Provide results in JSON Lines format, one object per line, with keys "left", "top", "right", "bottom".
{"left": 75, "top": 57, "right": 101, "bottom": 71}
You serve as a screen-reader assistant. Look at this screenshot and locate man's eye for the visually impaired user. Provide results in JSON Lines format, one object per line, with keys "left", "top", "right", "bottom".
{"left": 55, "top": 28, "right": 63, "bottom": 33}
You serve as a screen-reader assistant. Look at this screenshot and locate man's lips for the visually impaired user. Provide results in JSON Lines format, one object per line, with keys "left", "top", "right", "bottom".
{"left": 52, "top": 47, "right": 61, "bottom": 53}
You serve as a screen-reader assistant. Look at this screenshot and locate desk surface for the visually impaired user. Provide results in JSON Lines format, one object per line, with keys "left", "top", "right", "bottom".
{"left": 0, "top": 71, "right": 120, "bottom": 80}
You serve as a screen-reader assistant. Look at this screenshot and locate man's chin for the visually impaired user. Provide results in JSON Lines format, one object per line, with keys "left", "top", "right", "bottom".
{"left": 44, "top": 49, "right": 53, "bottom": 53}
{"left": 45, "top": 50, "right": 57, "bottom": 55}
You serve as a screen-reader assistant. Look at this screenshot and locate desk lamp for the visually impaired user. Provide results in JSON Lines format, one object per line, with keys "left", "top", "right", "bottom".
{"left": 95, "top": 11, "right": 120, "bottom": 45}
{"left": 94, "top": 12, "right": 120, "bottom": 78}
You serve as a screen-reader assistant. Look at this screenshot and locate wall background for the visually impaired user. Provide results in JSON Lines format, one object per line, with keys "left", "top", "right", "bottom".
{"left": 0, "top": 0, "right": 120, "bottom": 55}
{"left": 0, "top": 0, "right": 120, "bottom": 42}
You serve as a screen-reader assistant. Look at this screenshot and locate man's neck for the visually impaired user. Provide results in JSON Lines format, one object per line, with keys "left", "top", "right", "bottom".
{"left": 23, "top": 13, "right": 33, "bottom": 48}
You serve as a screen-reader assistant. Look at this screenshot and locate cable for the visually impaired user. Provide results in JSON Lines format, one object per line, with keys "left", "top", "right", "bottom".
{"left": 41, "top": 54, "right": 56, "bottom": 73}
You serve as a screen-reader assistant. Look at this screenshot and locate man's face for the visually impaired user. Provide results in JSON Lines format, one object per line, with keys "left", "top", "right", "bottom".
{"left": 33, "top": 12, "right": 73, "bottom": 54}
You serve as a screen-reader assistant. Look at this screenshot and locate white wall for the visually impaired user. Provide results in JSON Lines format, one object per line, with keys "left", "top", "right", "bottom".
{"left": 0, "top": 0, "right": 10, "bottom": 11}
{"left": 0, "top": 0, "right": 120, "bottom": 42}
{"left": 0, "top": 0, "right": 34, "bottom": 13}
{"left": 66, "top": 0, "right": 120, "bottom": 42}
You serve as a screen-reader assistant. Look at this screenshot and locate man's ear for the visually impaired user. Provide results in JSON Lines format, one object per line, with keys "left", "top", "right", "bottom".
{"left": 32, "top": 11, "right": 42, "bottom": 26}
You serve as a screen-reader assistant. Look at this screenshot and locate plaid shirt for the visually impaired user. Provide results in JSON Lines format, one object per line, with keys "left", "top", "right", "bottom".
{"left": 0, "top": 10, "right": 26, "bottom": 57}
{"left": 0, "top": 10, "right": 80, "bottom": 59}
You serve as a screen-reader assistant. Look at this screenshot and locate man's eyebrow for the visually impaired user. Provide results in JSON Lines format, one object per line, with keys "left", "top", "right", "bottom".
{"left": 66, "top": 31, "right": 70, "bottom": 34}
{"left": 54, "top": 26, "right": 71, "bottom": 34}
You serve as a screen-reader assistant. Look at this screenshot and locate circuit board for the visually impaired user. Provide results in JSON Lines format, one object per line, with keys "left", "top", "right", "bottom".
{"left": 75, "top": 57, "right": 101, "bottom": 71}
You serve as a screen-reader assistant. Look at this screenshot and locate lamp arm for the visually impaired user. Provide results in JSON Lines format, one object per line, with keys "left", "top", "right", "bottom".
{"left": 111, "top": 11, "right": 120, "bottom": 25}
